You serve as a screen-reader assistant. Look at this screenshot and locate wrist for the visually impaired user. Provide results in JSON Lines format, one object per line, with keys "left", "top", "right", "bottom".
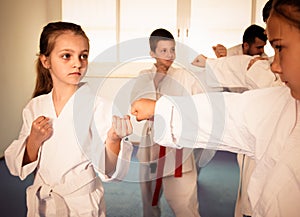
{"left": 106, "top": 136, "right": 121, "bottom": 144}
{"left": 105, "top": 137, "right": 121, "bottom": 155}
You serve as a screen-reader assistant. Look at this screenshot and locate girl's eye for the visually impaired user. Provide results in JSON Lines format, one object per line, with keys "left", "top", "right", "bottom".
{"left": 62, "top": 53, "right": 71, "bottom": 59}
{"left": 274, "top": 45, "right": 282, "bottom": 52}
{"left": 80, "top": 54, "right": 88, "bottom": 60}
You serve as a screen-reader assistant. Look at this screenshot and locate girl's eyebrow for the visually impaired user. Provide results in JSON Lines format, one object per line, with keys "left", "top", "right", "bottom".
{"left": 58, "top": 48, "right": 89, "bottom": 53}
{"left": 57, "top": 48, "right": 74, "bottom": 53}
{"left": 269, "top": 38, "right": 281, "bottom": 46}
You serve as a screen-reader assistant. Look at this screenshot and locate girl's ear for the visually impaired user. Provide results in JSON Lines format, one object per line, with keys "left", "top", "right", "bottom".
{"left": 40, "top": 55, "right": 51, "bottom": 69}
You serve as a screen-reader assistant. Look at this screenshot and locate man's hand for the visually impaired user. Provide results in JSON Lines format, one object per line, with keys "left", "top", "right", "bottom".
{"left": 212, "top": 44, "right": 227, "bottom": 58}
{"left": 131, "top": 99, "right": 156, "bottom": 121}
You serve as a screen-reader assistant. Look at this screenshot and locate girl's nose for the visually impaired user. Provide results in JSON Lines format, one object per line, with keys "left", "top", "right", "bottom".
{"left": 270, "top": 54, "right": 282, "bottom": 74}
{"left": 73, "top": 57, "right": 82, "bottom": 69}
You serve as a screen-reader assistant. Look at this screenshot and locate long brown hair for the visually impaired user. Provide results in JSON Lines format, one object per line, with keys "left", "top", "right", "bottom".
{"left": 32, "top": 21, "right": 89, "bottom": 98}
{"left": 272, "top": 0, "right": 300, "bottom": 30}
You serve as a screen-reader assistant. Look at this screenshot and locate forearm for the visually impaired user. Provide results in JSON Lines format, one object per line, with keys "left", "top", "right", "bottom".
{"left": 105, "top": 138, "right": 121, "bottom": 175}
{"left": 22, "top": 137, "right": 41, "bottom": 166}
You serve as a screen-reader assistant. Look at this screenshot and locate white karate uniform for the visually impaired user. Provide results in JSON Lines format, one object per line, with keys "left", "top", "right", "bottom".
{"left": 227, "top": 44, "right": 244, "bottom": 56}
{"left": 153, "top": 86, "right": 300, "bottom": 217}
{"left": 203, "top": 55, "right": 284, "bottom": 216}
{"left": 204, "top": 55, "right": 283, "bottom": 90}
{"left": 5, "top": 82, "right": 133, "bottom": 217}
{"left": 131, "top": 65, "right": 214, "bottom": 217}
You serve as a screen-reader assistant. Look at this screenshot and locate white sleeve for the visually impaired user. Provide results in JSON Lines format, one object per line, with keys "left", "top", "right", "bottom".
{"left": 205, "top": 55, "right": 283, "bottom": 90}
{"left": 205, "top": 55, "right": 252, "bottom": 88}
{"left": 246, "top": 60, "right": 284, "bottom": 88}
{"left": 100, "top": 138, "right": 133, "bottom": 182}
{"left": 4, "top": 106, "right": 41, "bottom": 180}
{"left": 153, "top": 92, "right": 255, "bottom": 156}
{"left": 153, "top": 87, "right": 291, "bottom": 158}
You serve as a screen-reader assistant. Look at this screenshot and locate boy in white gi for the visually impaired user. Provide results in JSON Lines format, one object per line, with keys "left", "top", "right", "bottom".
{"left": 5, "top": 21, "right": 133, "bottom": 217}
{"left": 131, "top": 28, "right": 211, "bottom": 217}
{"left": 131, "top": 0, "right": 300, "bottom": 216}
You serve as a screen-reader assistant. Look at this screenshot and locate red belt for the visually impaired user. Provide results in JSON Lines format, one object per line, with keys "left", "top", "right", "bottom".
{"left": 152, "top": 146, "right": 183, "bottom": 206}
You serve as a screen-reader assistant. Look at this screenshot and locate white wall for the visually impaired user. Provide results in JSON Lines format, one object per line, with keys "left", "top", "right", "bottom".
{"left": 0, "top": 0, "right": 62, "bottom": 157}
{"left": 0, "top": 0, "right": 272, "bottom": 157}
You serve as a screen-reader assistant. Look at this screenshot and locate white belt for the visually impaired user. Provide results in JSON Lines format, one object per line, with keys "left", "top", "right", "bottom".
{"left": 26, "top": 166, "right": 100, "bottom": 217}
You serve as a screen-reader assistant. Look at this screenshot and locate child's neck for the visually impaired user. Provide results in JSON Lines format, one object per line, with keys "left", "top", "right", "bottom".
{"left": 52, "top": 85, "right": 78, "bottom": 117}
{"left": 154, "top": 63, "right": 170, "bottom": 75}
